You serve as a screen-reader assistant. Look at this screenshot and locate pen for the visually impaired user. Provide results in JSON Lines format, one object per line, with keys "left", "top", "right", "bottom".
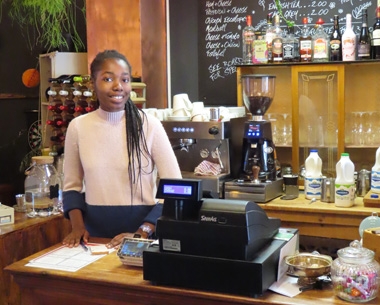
{"left": 80, "top": 239, "right": 89, "bottom": 252}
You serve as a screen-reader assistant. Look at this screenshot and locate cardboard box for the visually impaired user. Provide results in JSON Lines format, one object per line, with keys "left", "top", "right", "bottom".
{"left": 0, "top": 204, "right": 14, "bottom": 226}
{"left": 363, "top": 227, "right": 380, "bottom": 263}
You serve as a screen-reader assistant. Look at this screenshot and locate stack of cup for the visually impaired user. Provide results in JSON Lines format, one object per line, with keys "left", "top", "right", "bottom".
{"left": 191, "top": 102, "right": 206, "bottom": 121}
{"left": 172, "top": 94, "right": 192, "bottom": 117}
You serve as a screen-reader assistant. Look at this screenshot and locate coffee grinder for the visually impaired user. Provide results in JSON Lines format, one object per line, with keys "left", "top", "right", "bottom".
{"left": 225, "top": 74, "right": 283, "bottom": 202}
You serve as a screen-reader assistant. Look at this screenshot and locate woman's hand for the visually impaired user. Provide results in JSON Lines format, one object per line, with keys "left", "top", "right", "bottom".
{"left": 106, "top": 232, "right": 136, "bottom": 248}
{"left": 62, "top": 227, "right": 89, "bottom": 248}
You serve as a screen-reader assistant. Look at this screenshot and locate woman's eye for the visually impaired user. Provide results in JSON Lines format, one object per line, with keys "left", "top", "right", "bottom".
{"left": 103, "top": 77, "right": 112, "bottom": 82}
{"left": 122, "top": 78, "right": 130, "bottom": 83}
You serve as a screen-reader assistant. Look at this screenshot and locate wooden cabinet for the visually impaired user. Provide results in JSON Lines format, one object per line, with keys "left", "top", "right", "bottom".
{"left": 237, "top": 61, "right": 380, "bottom": 175}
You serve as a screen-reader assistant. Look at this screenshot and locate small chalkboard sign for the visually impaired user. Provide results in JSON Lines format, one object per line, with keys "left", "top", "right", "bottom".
{"left": 197, "top": 0, "right": 376, "bottom": 106}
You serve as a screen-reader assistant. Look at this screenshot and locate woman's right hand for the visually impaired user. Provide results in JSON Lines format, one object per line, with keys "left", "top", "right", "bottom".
{"left": 62, "top": 227, "right": 89, "bottom": 248}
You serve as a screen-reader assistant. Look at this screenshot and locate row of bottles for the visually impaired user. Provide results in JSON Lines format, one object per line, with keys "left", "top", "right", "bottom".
{"left": 242, "top": 8, "right": 377, "bottom": 64}
{"left": 303, "top": 148, "right": 380, "bottom": 207}
{"left": 46, "top": 74, "right": 98, "bottom": 152}
{"left": 303, "top": 150, "right": 355, "bottom": 207}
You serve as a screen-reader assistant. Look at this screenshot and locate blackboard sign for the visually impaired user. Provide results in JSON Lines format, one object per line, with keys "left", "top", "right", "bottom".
{"left": 198, "top": 0, "right": 376, "bottom": 106}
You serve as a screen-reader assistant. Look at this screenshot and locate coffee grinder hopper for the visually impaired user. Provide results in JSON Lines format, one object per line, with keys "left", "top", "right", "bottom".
{"left": 241, "top": 74, "right": 275, "bottom": 121}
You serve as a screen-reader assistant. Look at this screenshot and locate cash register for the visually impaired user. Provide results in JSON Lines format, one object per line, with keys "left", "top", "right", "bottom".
{"left": 143, "top": 179, "right": 298, "bottom": 297}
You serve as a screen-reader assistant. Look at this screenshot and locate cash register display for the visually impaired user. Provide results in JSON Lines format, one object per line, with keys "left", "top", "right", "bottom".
{"left": 156, "top": 178, "right": 202, "bottom": 201}
{"left": 163, "top": 185, "right": 192, "bottom": 196}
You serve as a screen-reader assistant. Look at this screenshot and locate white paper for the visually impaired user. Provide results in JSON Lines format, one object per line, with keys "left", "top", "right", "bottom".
{"left": 269, "top": 275, "right": 301, "bottom": 298}
{"left": 276, "top": 230, "right": 298, "bottom": 281}
{"left": 26, "top": 243, "right": 114, "bottom": 272}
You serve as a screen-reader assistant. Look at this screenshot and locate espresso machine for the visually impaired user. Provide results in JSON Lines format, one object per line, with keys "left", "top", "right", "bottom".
{"left": 162, "top": 121, "right": 231, "bottom": 198}
{"left": 225, "top": 75, "right": 283, "bottom": 202}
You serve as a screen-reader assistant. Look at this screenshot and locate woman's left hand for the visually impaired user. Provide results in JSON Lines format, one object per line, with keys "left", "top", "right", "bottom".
{"left": 106, "top": 232, "right": 135, "bottom": 248}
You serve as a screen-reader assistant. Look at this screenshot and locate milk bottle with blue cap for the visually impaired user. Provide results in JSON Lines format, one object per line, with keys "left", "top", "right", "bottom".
{"left": 335, "top": 153, "right": 355, "bottom": 207}
{"left": 371, "top": 147, "right": 380, "bottom": 193}
{"left": 304, "top": 149, "right": 323, "bottom": 199}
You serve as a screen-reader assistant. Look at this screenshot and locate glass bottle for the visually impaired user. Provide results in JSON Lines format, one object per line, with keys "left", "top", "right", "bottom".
{"left": 283, "top": 26, "right": 297, "bottom": 62}
{"left": 242, "top": 15, "right": 255, "bottom": 64}
{"left": 357, "top": 9, "right": 371, "bottom": 60}
{"left": 265, "top": 13, "right": 275, "bottom": 63}
{"left": 372, "top": 6, "right": 380, "bottom": 59}
{"left": 329, "top": 15, "right": 342, "bottom": 61}
{"left": 312, "top": 18, "right": 329, "bottom": 62}
{"left": 271, "top": 15, "right": 283, "bottom": 63}
{"left": 299, "top": 17, "right": 312, "bottom": 62}
{"left": 342, "top": 13, "right": 357, "bottom": 61}
{"left": 24, "top": 156, "right": 61, "bottom": 216}
{"left": 252, "top": 31, "right": 268, "bottom": 64}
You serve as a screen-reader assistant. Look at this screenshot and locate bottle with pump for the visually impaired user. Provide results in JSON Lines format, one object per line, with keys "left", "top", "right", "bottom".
{"left": 329, "top": 15, "right": 342, "bottom": 61}
{"left": 357, "top": 9, "right": 371, "bottom": 60}
{"left": 242, "top": 15, "right": 255, "bottom": 64}
{"left": 371, "top": 5, "right": 380, "bottom": 59}
{"left": 342, "top": 13, "right": 357, "bottom": 61}
{"left": 304, "top": 149, "right": 323, "bottom": 199}
{"left": 371, "top": 147, "right": 380, "bottom": 193}
{"left": 335, "top": 153, "right": 355, "bottom": 207}
{"left": 299, "top": 17, "right": 312, "bottom": 62}
{"left": 312, "top": 18, "right": 329, "bottom": 62}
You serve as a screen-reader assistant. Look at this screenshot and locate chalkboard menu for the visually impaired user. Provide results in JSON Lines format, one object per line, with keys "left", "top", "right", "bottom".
{"left": 198, "top": 0, "right": 376, "bottom": 106}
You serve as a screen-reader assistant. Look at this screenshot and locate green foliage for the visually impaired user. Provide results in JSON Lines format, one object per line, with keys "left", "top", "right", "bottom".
{"left": 275, "top": 0, "right": 295, "bottom": 27}
{"left": 0, "top": 0, "right": 85, "bottom": 52}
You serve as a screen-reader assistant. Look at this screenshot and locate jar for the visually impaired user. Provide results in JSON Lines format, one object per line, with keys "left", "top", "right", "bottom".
{"left": 331, "top": 240, "right": 380, "bottom": 303}
{"left": 24, "top": 156, "right": 61, "bottom": 215}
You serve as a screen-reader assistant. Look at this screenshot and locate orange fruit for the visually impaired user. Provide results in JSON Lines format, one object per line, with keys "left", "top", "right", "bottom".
{"left": 22, "top": 68, "right": 40, "bottom": 88}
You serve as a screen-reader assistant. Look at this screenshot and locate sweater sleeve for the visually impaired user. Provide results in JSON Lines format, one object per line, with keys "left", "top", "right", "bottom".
{"left": 142, "top": 203, "right": 163, "bottom": 225}
{"left": 149, "top": 117, "right": 182, "bottom": 179}
{"left": 62, "top": 117, "right": 86, "bottom": 219}
{"left": 63, "top": 190, "right": 86, "bottom": 219}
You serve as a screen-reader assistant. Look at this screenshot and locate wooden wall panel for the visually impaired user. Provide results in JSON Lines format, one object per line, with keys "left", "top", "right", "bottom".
{"left": 86, "top": 0, "right": 167, "bottom": 108}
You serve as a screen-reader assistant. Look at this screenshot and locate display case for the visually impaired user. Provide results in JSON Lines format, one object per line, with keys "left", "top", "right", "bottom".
{"left": 237, "top": 61, "right": 380, "bottom": 176}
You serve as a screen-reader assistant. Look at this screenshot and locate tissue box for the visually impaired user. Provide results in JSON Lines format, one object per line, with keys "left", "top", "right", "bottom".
{"left": 363, "top": 227, "right": 380, "bottom": 263}
{"left": 0, "top": 204, "right": 14, "bottom": 226}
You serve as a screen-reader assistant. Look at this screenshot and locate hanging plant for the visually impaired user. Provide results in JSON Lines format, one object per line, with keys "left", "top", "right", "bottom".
{"left": 275, "top": 0, "right": 295, "bottom": 27}
{"left": 0, "top": 0, "right": 86, "bottom": 52}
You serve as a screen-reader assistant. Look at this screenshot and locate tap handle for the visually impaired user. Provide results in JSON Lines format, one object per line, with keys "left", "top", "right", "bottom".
{"left": 252, "top": 165, "right": 260, "bottom": 182}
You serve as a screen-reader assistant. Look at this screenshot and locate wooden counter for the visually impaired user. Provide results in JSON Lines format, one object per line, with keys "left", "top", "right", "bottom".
{"left": 5, "top": 243, "right": 379, "bottom": 305}
{"left": 0, "top": 212, "right": 71, "bottom": 305}
{"left": 259, "top": 195, "right": 379, "bottom": 241}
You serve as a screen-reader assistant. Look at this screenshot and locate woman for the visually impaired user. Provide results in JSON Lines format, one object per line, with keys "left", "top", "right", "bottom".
{"left": 62, "top": 50, "right": 181, "bottom": 248}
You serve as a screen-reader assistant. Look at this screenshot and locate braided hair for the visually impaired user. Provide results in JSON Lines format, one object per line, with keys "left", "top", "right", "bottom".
{"left": 90, "top": 50, "right": 153, "bottom": 196}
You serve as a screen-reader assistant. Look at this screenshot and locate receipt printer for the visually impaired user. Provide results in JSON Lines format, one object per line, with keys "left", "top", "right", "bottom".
{"left": 0, "top": 204, "right": 14, "bottom": 226}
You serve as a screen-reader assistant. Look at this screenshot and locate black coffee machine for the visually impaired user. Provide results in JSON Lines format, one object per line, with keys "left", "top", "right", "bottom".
{"left": 225, "top": 75, "right": 283, "bottom": 202}
{"left": 240, "top": 74, "right": 277, "bottom": 181}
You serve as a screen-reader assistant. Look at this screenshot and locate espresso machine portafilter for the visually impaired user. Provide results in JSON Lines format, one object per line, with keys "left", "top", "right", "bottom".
{"left": 162, "top": 121, "right": 231, "bottom": 198}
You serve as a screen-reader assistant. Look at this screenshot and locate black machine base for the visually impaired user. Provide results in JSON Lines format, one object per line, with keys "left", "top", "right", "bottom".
{"left": 143, "top": 235, "right": 295, "bottom": 298}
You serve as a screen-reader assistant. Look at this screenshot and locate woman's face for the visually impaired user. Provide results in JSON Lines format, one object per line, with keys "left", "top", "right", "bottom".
{"left": 93, "top": 58, "right": 132, "bottom": 112}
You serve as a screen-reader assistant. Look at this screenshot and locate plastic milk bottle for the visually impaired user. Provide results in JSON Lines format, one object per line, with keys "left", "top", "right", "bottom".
{"left": 335, "top": 153, "right": 355, "bottom": 207}
{"left": 304, "top": 149, "right": 323, "bottom": 199}
{"left": 371, "top": 147, "right": 380, "bottom": 193}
